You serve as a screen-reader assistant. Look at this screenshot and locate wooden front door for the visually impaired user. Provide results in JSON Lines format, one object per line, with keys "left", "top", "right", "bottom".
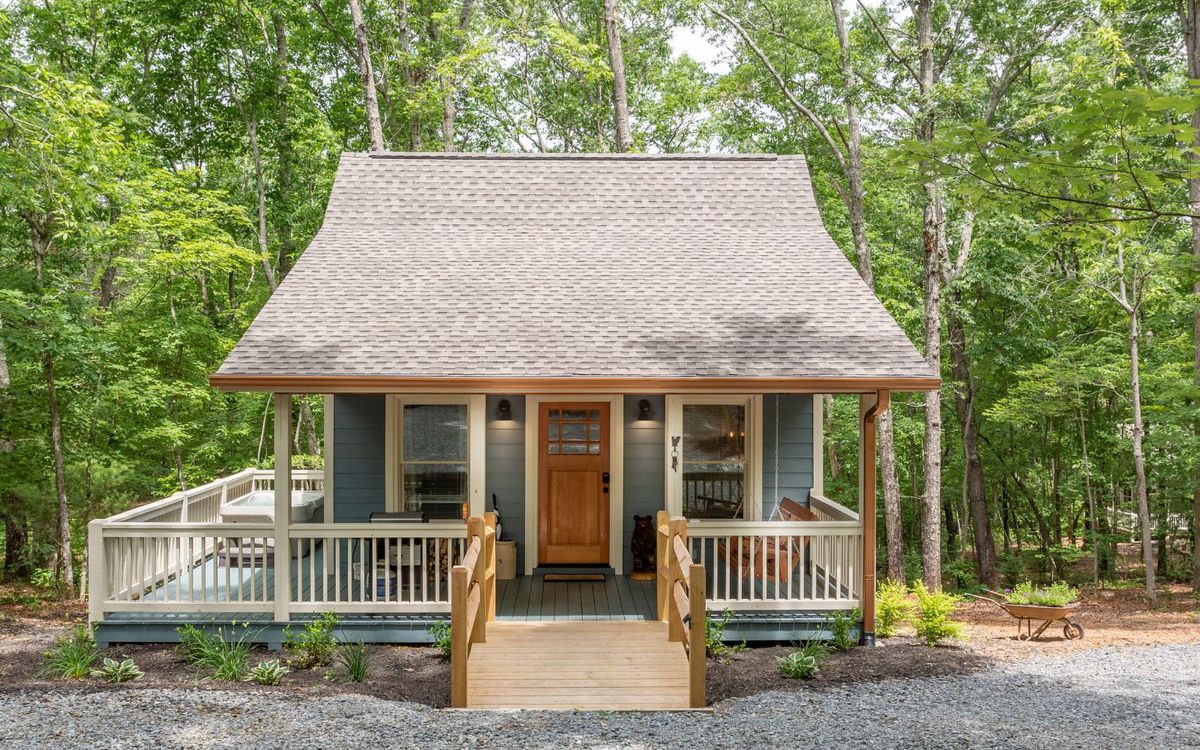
{"left": 538, "top": 402, "right": 610, "bottom": 565}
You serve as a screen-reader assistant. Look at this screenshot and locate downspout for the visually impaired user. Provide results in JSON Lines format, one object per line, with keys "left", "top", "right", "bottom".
{"left": 860, "top": 390, "right": 890, "bottom": 646}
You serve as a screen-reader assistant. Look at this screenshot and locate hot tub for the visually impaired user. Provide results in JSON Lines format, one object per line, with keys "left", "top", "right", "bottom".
{"left": 219, "top": 490, "right": 325, "bottom": 523}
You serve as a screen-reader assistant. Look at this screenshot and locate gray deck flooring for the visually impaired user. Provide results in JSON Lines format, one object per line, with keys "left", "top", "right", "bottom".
{"left": 495, "top": 575, "right": 657, "bottom": 620}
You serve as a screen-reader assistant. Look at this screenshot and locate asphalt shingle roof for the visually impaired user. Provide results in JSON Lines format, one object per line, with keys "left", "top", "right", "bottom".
{"left": 214, "top": 152, "right": 936, "bottom": 385}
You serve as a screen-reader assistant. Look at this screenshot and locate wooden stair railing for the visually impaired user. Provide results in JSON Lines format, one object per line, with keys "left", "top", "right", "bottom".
{"left": 656, "top": 510, "right": 707, "bottom": 708}
{"left": 450, "top": 512, "right": 496, "bottom": 707}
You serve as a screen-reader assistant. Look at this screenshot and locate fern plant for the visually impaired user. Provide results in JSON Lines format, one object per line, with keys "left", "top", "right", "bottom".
{"left": 876, "top": 580, "right": 913, "bottom": 638}
{"left": 92, "top": 657, "right": 143, "bottom": 683}
{"left": 911, "top": 581, "right": 963, "bottom": 646}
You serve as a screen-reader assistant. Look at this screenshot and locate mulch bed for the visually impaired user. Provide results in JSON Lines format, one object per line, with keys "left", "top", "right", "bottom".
{"left": 706, "top": 638, "right": 994, "bottom": 703}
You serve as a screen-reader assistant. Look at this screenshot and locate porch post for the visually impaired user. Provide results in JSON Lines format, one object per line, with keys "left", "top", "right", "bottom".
{"left": 858, "top": 390, "right": 889, "bottom": 646}
{"left": 274, "top": 393, "right": 292, "bottom": 623}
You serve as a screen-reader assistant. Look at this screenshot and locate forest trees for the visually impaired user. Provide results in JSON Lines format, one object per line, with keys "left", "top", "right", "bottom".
{"left": 0, "top": 0, "right": 1196, "bottom": 600}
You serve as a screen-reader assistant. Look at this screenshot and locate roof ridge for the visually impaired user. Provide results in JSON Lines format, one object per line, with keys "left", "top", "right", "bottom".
{"left": 359, "top": 151, "right": 788, "bottom": 161}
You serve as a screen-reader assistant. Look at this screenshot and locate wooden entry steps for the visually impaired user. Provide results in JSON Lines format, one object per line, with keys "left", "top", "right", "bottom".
{"left": 465, "top": 621, "right": 692, "bottom": 710}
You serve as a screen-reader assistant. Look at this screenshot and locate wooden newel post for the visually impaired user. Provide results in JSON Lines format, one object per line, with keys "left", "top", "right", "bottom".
{"left": 467, "top": 516, "right": 486, "bottom": 644}
{"left": 656, "top": 510, "right": 669, "bottom": 621}
{"left": 483, "top": 512, "right": 497, "bottom": 623}
{"left": 667, "top": 516, "right": 687, "bottom": 643}
{"left": 87, "top": 519, "right": 106, "bottom": 625}
{"left": 688, "top": 562, "right": 706, "bottom": 708}
{"left": 450, "top": 564, "right": 469, "bottom": 707}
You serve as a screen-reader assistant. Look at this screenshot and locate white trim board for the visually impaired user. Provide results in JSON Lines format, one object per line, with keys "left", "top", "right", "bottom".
{"left": 523, "top": 394, "right": 625, "bottom": 575}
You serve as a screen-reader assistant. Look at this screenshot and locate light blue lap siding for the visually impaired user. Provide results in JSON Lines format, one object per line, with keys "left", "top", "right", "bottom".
{"left": 761, "top": 394, "right": 815, "bottom": 517}
{"left": 485, "top": 396, "right": 526, "bottom": 570}
{"left": 332, "top": 395, "right": 387, "bottom": 522}
{"left": 623, "top": 396, "right": 666, "bottom": 572}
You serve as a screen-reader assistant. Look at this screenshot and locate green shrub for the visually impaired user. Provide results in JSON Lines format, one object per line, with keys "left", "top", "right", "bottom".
{"left": 876, "top": 580, "right": 913, "bottom": 638}
{"left": 246, "top": 659, "right": 289, "bottom": 686}
{"left": 284, "top": 612, "right": 339, "bottom": 669}
{"left": 705, "top": 608, "right": 747, "bottom": 660}
{"left": 428, "top": 621, "right": 452, "bottom": 659}
{"left": 911, "top": 581, "right": 963, "bottom": 646}
{"left": 338, "top": 641, "right": 369, "bottom": 682}
{"left": 175, "top": 624, "right": 254, "bottom": 681}
{"left": 1005, "top": 581, "right": 1078, "bottom": 607}
{"left": 828, "top": 608, "right": 859, "bottom": 651}
{"left": 40, "top": 624, "right": 99, "bottom": 679}
{"left": 777, "top": 642, "right": 827, "bottom": 680}
{"left": 91, "top": 657, "right": 143, "bottom": 683}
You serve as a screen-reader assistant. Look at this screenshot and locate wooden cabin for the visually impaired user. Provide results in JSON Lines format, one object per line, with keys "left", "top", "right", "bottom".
{"left": 87, "top": 153, "right": 938, "bottom": 708}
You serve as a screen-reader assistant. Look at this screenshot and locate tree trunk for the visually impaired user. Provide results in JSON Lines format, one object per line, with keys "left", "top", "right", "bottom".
{"left": 246, "top": 116, "right": 278, "bottom": 293}
{"left": 349, "top": 0, "right": 386, "bottom": 151}
{"left": 439, "top": 0, "right": 475, "bottom": 151}
{"left": 43, "top": 352, "right": 75, "bottom": 597}
{"left": 273, "top": 13, "right": 295, "bottom": 279}
{"left": 916, "top": 0, "right": 943, "bottom": 591}
{"left": 603, "top": 0, "right": 632, "bottom": 152}
{"left": 1078, "top": 409, "right": 1099, "bottom": 586}
{"left": 1181, "top": 0, "right": 1200, "bottom": 594}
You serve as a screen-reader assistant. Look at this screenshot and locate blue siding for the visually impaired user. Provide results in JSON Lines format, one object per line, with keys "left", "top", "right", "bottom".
{"left": 623, "top": 396, "right": 665, "bottom": 572}
{"left": 332, "top": 395, "right": 386, "bottom": 522}
{"left": 485, "top": 396, "right": 526, "bottom": 570}
{"left": 761, "top": 394, "right": 815, "bottom": 517}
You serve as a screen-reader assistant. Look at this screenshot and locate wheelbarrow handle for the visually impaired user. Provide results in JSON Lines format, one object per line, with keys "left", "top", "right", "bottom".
{"left": 964, "top": 591, "right": 1008, "bottom": 613}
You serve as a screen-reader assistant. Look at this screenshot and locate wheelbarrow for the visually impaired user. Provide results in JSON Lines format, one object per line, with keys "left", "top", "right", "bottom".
{"left": 968, "top": 589, "right": 1084, "bottom": 641}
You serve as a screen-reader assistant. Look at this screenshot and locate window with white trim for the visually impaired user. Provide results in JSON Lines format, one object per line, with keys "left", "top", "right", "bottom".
{"left": 667, "top": 395, "right": 761, "bottom": 520}
{"left": 388, "top": 395, "right": 485, "bottom": 519}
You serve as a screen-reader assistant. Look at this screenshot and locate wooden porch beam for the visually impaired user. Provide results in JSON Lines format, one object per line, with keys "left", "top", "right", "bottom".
{"left": 858, "top": 389, "right": 889, "bottom": 646}
{"left": 209, "top": 374, "right": 941, "bottom": 394}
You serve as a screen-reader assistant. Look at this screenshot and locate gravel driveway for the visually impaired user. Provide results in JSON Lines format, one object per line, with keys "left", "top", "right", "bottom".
{"left": 1, "top": 644, "right": 1196, "bottom": 749}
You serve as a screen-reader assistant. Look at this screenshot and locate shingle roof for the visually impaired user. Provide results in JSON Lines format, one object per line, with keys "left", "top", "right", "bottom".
{"left": 213, "top": 152, "right": 936, "bottom": 387}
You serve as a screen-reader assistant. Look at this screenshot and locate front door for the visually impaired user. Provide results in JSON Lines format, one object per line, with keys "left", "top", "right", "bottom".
{"left": 538, "top": 402, "right": 610, "bottom": 565}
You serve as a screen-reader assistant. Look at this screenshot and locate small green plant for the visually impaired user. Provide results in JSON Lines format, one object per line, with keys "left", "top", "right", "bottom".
{"left": 91, "top": 657, "right": 143, "bottom": 683}
{"left": 911, "top": 581, "right": 963, "bottom": 646}
{"left": 828, "top": 608, "right": 859, "bottom": 651}
{"left": 338, "top": 641, "right": 369, "bottom": 682}
{"left": 1005, "top": 581, "right": 1078, "bottom": 607}
{"left": 284, "top": 612, "right": 339, "bottom": 669}
{"left": 876, "top": 580, "right": 913, "bottom": 638}
{"left": 40, "top": 624, "right": 99, "bottom": 679}
{"left": 704, "top": 608, "right": 747, "bottom": 660}
{"left": 428, "top": 621, "right": 452, "bottom": 659}
{"left": 777, "top": 642, "right": 827, "bottom": 679}
{"left": 246, "top": 659, "right": 289, "bottom": 686}
{"left": 30, "top": 568, "right": 57, "bottom": 590}
{"left": 175, "top": 624, "right": 254, "bottom": 681}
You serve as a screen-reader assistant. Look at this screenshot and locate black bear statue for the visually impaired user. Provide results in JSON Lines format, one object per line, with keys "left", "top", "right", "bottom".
{"left": 629, "top": 514, "right": 656, "bottom": 581}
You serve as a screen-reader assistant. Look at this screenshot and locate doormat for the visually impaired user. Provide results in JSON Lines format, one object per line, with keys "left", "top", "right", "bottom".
{"left": 543, "top": 574, "right": 607, "bottom": 582}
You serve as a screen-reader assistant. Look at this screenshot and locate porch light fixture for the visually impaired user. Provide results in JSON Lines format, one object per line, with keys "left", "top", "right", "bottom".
{"left": 637, "top": 399, "right": 653, "bottom": 421}
{"left": 496, "top": 399, "right": 513, "bottom": 421}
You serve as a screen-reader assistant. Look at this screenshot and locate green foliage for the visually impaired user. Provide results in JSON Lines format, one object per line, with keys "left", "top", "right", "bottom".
{"left": 1006, "top": 581, "right": 1079, "bottom": 607}
{"left": 40, "top": 625, "right": 98, "bottom": 679}
{"left": 337, "top": 641, "right": 369, "bottom": 683}
{"left": 876, "top": 581, "right": 913, "bottom": 638}
{"left": 911, "top": 582, "right": 964, "bottom": 647}
{"left": 30, "top": 568, "right": 56, "bottom": 590}
{"left": 828, "top": 608, "right": 859, "bottom": 651}
{"left": 91, "top": 657, "right": 143, "bottom": 683}
{"left": 175, "top": 625, "right": 254, "bottom": 681}
{"left": 284, "top": 612, "right": 340, "bottom": 669}
{"left": 246, "top": 659, "right": 289, "bottom": 686}
{"left": 428, "top": 621, "right": 452, "bottom": 659}
{"left": 705, "top": 608, "right": 748, "bottom": 660}
{"left": 777, "top": 642, "right": 828, "bottom": 680}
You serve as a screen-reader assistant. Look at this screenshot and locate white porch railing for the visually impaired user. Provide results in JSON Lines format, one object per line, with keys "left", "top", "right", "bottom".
{"left": 289, "top": 523, "right": 467, "bottom": 614}
{"left": 688, "top": 495, "right": 863, "bottom": 611}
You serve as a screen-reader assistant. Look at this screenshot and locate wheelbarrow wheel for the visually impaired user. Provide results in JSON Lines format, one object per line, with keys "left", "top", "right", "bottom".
{"left": 1063, "top": 621, "right": 1084, "bottom": 640}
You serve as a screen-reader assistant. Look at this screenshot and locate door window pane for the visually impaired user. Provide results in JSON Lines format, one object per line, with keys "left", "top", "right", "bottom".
{"left": 681, "top": 404, "right": 745, "bottom": 519}
{"left": 402, "top": 404, "right": 469, "bottom": 519}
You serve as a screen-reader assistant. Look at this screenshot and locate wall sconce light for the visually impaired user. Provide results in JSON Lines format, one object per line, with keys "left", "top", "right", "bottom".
{"left": 496, "top": 399, "right": 513, "bottom": 421}
{"left": 637, "top": 399, "right": 653, "bottom": 421}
